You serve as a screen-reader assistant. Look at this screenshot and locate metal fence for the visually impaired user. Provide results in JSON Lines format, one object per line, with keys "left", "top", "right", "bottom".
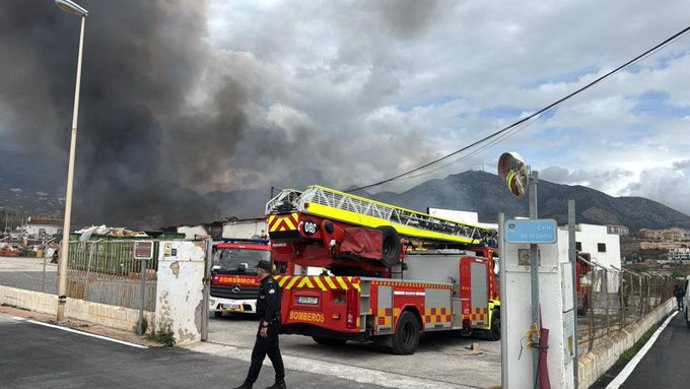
{"left": 67, "top": 240, "right": 157, "bottom": 311}
{"left": 576, "top": 255, "right": 674, "bottom": 352}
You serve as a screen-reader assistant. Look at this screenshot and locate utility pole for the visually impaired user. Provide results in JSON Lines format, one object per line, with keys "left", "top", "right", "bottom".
{"left": 528, "top": 170, "right": 540, "bottom": 387}
{"left": 568, "top": 200, "right": 579, "bottom": 388}
{"left": 54, "top": 0, "right": 89, "bottom": 322}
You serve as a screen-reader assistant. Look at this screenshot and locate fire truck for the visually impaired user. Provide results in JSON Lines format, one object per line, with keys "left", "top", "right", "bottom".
{"left": 209, "top": 239, "right": 271, "bottom": 317}
{"left": 265, "top": 185, "right": 500, "bottom": 354}
{"left": 209, "top": 218, "right": 270, "bottom": 317}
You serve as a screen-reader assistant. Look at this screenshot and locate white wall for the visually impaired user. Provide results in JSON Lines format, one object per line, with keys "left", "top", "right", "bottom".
{"left": 427, "top": 208, "right": 497, "bottom": 229}
{"left": 575, "top": 224, "right": 621, "bottom": 269}
{"left": 177, "top": 226, "right": 208, "bottom": 240}
{"left": 25, "top": 224, "right": 61, "bottom": 237}
{"left": 503, "top": 229, "right": 575, "bottom": 389}
{"left": 0, "top": 286, "right": 154, "bottom": 332}
{"left": 155, "top": 240, "right": 207, "bottom": 345}
{"left": 222, "top": 219, "right": 267, "bottom": 240}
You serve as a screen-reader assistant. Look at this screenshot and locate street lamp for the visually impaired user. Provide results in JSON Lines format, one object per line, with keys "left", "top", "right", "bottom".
{"left": 55, "top": 0, "right": 88, "bottom": 322}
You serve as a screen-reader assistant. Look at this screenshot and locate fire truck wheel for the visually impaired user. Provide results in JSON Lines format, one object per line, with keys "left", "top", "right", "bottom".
{"left": 214, "top": 311, "right": 223, "bottom": 318}
{"left": 377, "top": 226, "right": 401, "bottom": 268}
{"left": 391, "top": 311, "right": 420, "bottom": 355}
{"left": 487, "top": 310, "right": 501, "bottom": 341}
{"left": 312, "top": 336, "right": 347, "bottom": 346}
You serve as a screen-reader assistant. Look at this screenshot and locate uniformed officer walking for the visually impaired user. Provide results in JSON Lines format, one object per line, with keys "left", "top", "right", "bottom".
{"left": 233, "top": 259, "right": 286, "bottom": 389}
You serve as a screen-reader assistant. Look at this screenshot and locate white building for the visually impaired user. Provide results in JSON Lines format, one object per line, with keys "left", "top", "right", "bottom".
{"left": 176, "top": 225, "right": 209, "bottom": 240}
{"left": 428, "top": 208, "right": 622, "bottom": 269}
{"left": 668, "top": 247, "right": 690, "bottom": 261}
{"left": 24, "top": 217, "right": 62, "bottom": 238}
{"left": 222, "top": 218, "right": 267, "bottom": 240}
{"left": 568, "top": 223, "right": 622, "bottom": 294}
{"left": 427, "top": 208, "right": 497, "bottom": 230}
{"left": 572, "top": 223, "right": 622, "bottom": 269}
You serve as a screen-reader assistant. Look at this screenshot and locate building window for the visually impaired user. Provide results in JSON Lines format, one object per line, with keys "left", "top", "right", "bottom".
{"left": 597, "top": 243, "right": 606, "bottom": 252}
{"left": 576, "top": 242, "right": 582, "bottom": 251}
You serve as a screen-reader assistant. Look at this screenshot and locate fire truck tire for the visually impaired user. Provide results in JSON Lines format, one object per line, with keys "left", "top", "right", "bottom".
{"left": 377, "top": 226, "right": 401, "bottom": 268}
{"left": 312, "top": 336, "right": 347, "bottom": 346}
{"left": 214, "top": 311, "right": 223, "bottom": 318}
{"left": 391, "top": 311, "right": 420, "bottom": 355}
{"left": 487, "top": 310, "right": 501, "bottom": 341}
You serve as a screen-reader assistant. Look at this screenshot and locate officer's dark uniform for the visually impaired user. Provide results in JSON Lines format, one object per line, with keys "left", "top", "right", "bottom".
{"left": 235, "top": 260, "right": 285, "bottom": 389}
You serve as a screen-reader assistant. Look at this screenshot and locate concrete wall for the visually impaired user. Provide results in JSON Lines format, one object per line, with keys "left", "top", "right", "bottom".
{"left": 155, "top": 240, "right": 206, "bottom": 345}
{"left": 2, "top": 240, "right": 208, "bottom": 346}
{"left": 1, "top": 286, "right": 57, "bottom": 315}
{"left": 503, "top": 229, "right": 575, "bottom": 389}
{"left": 0, "top": 285, "right": 154, "bottom": 332}
{"left": 577, "top": 298, "right": 675, "bottom": 389}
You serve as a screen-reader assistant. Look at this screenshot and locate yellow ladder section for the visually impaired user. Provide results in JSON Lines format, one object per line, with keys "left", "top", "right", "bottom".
{"left": 267, "top": 186, "right": 495, "bottom": 245}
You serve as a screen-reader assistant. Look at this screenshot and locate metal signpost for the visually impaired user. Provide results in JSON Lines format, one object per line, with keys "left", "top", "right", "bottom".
{"left": 201, "top": 237, "right": 213, "bottom": 341}
{"left": 498, "top": 213, "right": 508, "bottom": 389}
{"left": 134, "top": 241, "right": 154, "bottom": 335}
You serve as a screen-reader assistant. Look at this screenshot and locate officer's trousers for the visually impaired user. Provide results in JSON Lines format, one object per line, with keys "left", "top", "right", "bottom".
{"left": 246, "top": 323, "right": 285, "bottom": 384}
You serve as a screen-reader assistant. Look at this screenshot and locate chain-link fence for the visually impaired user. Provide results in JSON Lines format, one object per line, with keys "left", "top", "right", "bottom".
{"left": 576, "top": 255, "right": 674, "bottom": 352}
{"left": 66, "top": 240, "right": 157, "bottom": 311}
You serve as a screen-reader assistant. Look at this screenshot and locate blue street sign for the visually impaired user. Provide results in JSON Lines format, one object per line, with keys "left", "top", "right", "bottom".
{"left": 505, "top": 219, "right": 557, "bottom": 244}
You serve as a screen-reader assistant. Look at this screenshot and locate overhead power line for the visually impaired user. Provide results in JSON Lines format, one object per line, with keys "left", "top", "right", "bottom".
{"left": 347, "top": 24, "right": 690, "bottom": 194}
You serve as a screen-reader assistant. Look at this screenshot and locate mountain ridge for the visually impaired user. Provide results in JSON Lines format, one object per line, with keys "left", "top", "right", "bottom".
{"left": 2, "top": 157, "right": 690, "bottom": 231}
{"left": 368, "top": 171, "right": 690, "bottom": 232}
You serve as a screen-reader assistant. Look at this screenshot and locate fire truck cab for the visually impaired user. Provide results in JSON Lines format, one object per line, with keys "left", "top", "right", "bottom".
{"left": 209, "top": 240, "right": 271, "bottom": 317}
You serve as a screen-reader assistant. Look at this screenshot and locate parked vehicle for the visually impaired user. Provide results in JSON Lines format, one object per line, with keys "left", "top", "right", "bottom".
{"left": 266, "top": 185, "right": 500, "bottom": 354}
{"left": 683, "top": 276, "right": 690, "bottom": 328}
{"left": 209, "top": 240, "right": 271, "bottom": 317}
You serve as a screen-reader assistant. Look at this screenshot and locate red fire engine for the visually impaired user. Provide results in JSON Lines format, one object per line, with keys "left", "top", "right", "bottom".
{"left": 209, "top": 240, "right": 271, "bottom": 317}
{"left": 266, "top": 186, "right": 501, "bottom": 354}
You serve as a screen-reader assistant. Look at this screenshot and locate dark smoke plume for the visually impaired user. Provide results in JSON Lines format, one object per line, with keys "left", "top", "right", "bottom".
{"left": 0, "top": 0, "right": 266, "bottom": 228}
{"left": 0, "top": 0, "right": 444, "bottom": 228}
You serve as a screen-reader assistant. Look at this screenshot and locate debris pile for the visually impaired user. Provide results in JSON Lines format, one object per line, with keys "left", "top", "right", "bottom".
{"left": 75, "top": 225, "right": 149, "bottom": 241}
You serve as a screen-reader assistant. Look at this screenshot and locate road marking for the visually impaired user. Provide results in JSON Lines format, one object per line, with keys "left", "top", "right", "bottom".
{"left": 12, "top": 316, "right": 26, "bottom": 321}
{"left": 605, "top": 310, "right": 678, "bottom": 389}
{"left": 25, "top": 319, "right": 148, "bottom": 349}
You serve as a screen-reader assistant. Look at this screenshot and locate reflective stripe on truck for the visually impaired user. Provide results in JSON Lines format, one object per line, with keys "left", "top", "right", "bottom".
{"left": 275, "top": 275, "right": 361, "bottom": 292}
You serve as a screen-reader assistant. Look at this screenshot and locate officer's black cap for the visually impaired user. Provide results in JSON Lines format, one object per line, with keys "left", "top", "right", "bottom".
{"left": 257, "top": 259, "right": 271, "bottom": 271}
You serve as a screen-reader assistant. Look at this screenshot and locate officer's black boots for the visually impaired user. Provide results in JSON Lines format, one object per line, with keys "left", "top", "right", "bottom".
{"left": 231, "top": 380, "right": 287, "bottom": 389}
{"left": 266, "top": 381, "right": 286, "bottom": 389}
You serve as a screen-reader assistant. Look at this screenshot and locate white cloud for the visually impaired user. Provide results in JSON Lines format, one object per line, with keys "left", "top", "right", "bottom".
{"left": 628, "top": 167, "right": 690, "bottom": 214}
{"left": 202, "top": 0, "right": 690, "bottom": 214}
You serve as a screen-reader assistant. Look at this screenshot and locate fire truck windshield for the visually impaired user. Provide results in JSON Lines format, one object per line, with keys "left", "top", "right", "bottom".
{"left": 212, "top": 248, "right": 270, "bottom": 275}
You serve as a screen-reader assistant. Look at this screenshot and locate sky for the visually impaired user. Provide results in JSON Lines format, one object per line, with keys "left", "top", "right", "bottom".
{"left": 1, "top": 0, "right": 690, "bottom": 226}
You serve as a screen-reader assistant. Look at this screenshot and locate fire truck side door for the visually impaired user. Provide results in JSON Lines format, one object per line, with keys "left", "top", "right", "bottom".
{"left": 470, "top": 261, "right": 488, "bottom": 326}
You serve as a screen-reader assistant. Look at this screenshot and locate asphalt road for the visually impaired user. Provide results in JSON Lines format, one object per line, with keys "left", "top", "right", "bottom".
{"left": 205, "top": 313, "right": 500, "bottom": 388}
{"left": 619, "top": 311, "right": 690, "bottom": 388}
{"left": 0, "top": 256, "right": 57, "bottom": 294}
{"left": 0, "top": 313, "right": 386, "bottom": 389}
